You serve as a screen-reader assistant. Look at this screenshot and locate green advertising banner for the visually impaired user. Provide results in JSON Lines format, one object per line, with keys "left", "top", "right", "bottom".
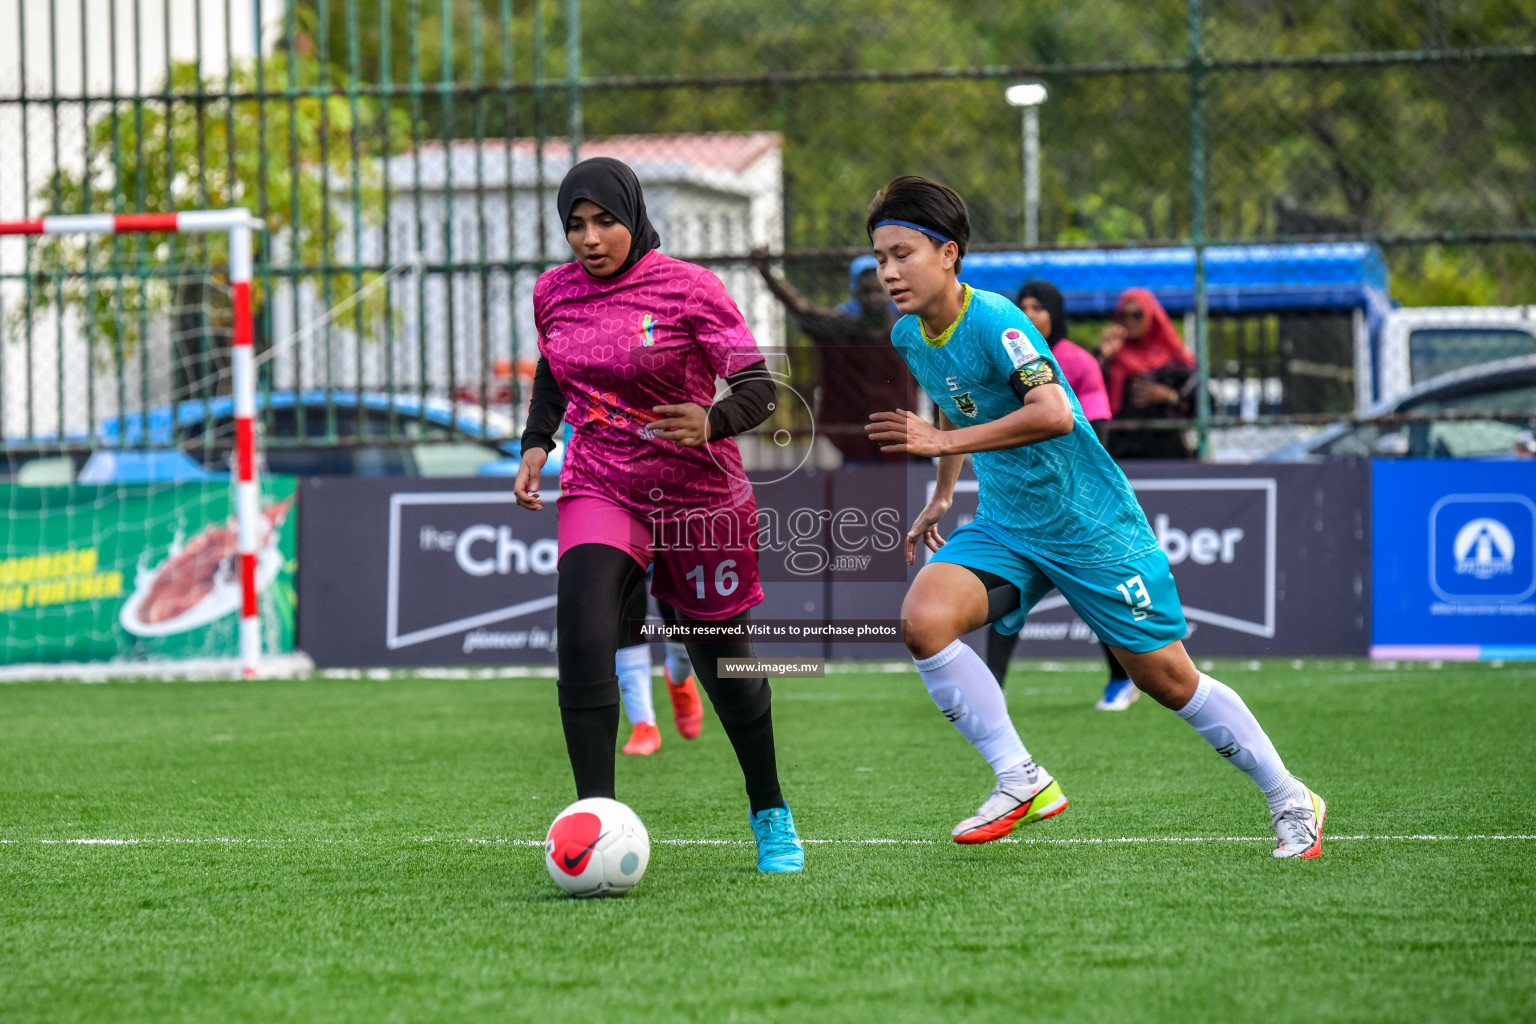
{"left": 0, "top": 478, "right": 297, "bottom": 665}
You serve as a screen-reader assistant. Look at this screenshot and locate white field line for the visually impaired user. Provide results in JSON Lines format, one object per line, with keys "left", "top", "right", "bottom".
{"left": 0, "top": 655, "right": 316, "bottom": 684}
{"left": 6, "top": 659, "right": 1534, "bottom": 686}
{"left": 456, "top": 834, "right": 1536, "bottom": 847}
{"left": 3, "top": 834, "right": 1533, "bottom": 847}
{"left": 776, "top": 687, "right": 1077, "bottom": 700}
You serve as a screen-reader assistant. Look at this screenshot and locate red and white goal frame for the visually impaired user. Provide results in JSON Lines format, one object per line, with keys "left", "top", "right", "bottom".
{"left": 0, "top": 210, "right": 266, "bottom": 677}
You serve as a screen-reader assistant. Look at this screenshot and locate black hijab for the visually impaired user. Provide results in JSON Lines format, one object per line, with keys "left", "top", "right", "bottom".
{"left": 557, "top": 157, "right": 662, "bottom": 277}
{"left": 1018, "top": 279, "right": 1068, "bottom": 346}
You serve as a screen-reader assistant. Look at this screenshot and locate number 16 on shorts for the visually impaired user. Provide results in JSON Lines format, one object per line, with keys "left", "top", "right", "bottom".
{"left": 685, "top": 560, "right": 739, "bottom": 600}
{"left": 1116, "top": 574, "right": 1153, "bottom": 621}
{"left": 650, "top": 504, "right": 764, "bottom": 620}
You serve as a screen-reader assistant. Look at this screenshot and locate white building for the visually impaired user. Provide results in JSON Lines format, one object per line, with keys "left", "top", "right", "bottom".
{"left": 0, "top": 0, "right": 270, "bottom": 223}
{"left": 266, "top": 132, "right": 788, "bottom": 428}
{"left": 3, "top": 128, "right": 787, "bottom": 441}
{"left": 0, "top": 0, "right": 273, "bottom": 441}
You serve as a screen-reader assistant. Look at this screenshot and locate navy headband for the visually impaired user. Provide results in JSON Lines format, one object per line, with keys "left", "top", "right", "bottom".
{"left": 873, "top": 219, "right": 952, "bottom": 245}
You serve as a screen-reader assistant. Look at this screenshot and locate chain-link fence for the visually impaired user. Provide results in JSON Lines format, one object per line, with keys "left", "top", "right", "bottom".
{"left": 3, "top": 0, "right": 1533, "bottom": 472}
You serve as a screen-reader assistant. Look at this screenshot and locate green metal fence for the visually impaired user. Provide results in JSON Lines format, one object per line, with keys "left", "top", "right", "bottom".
{"left": 2, "top": 0, "right": 1533, "bottom": 470}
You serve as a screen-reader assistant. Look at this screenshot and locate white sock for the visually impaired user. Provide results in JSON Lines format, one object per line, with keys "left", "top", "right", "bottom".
{"left": 996, "top": 759, "right": 1040, "bottom": 791}
{"left": 1177, "top": 673, "right": 1309, "bottom": 814}
{"left": 664, "top": 641, "right": 694, "bottom": 683}
{"left": 616, "top": 644, "right": 656, "bottom": 727}
{"left": 914, "top": 640, "right": 1031, "bottom": 775}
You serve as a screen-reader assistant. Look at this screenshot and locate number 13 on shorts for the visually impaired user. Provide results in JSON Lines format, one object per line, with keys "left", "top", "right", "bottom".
{"left": 685, "top": 560, "right": 739, "bottom": 600}
{"left": 1116, "top": 574, "right": 1153, "bottom": 621}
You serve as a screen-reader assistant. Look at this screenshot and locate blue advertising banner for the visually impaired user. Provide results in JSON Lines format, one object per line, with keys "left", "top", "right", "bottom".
{"left": 1372, "top": 459, "right": 1536, "bottom": 660}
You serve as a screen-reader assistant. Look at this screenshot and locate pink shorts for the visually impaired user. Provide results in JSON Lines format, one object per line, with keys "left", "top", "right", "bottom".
{"left": 556, "top": 494, "right": 764, "bottom": 621}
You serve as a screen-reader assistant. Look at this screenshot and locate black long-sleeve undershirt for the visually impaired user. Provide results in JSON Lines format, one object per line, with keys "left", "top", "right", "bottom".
{"left": 706, "top": 365, "right": 777, "bottom": 441}
{"left": 519, "top": 355, "right": 570, "bottom": 455}
{"left": 519, "top": 356, "right": 777, "bottom": 454}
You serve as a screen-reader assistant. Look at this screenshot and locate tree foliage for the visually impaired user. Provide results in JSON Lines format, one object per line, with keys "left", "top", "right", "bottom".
{"left": 21, "top": 49, "right": 409, "bottom": 396}
{"left": 159, "top": 1, "right": 1536, "bottom": 307}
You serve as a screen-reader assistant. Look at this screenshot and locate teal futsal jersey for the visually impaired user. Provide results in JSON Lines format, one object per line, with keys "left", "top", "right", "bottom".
{"left": 891, "top": 285, "right": 1159, "bottom": 568}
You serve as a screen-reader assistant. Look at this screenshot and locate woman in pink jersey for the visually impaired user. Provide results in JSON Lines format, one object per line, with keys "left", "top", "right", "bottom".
{"left": 984, "top": 280, "right": 1138, "bottom": 711}
{"left": 514, "top": 157, "right": 804, "bottom": 872}
{"left": 1018, "top": 280, "right": 1111, "bottom": 425}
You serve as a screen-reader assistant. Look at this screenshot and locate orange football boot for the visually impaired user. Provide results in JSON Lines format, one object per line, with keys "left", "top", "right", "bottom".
{"left": 952, "top": 773, "right": 1068, "bottom": 844}
{"left": 621, "top": 722, "right": 661, "bottom": 755}
{"left": 666, "top": 666, "right": 704, "bottom": 740}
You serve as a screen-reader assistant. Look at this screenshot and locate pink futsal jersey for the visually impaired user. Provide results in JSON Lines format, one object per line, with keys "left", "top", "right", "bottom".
{"left": 533, "top": 248, "right": 766, "bottom": 517}
{"left": 1050, "top": 338, "right": 1112, "bottom": 423}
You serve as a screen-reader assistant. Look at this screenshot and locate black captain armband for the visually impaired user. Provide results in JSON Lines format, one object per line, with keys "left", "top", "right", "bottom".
{"left": 1007, "top": 357, "right": 1061, "bottom": 403}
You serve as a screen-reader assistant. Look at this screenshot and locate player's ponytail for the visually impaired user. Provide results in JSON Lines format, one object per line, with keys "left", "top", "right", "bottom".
{"left": 866, "top": 176, "right": 971, "bottom": 273}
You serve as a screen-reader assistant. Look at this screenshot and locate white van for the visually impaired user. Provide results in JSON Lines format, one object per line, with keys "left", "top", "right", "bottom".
{"left": 1373, "top": 305, "right": 1536, "bottom": 407}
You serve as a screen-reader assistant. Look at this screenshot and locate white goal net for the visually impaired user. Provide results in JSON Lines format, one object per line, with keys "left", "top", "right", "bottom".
{"left": 0, "top": 212, "right": 286, "bottom": 678}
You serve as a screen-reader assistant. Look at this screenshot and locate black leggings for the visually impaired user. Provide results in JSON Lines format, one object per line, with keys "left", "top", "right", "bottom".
{"left": 964, "top": 565, "right": 1128, "bottom": 689}
{"left": 985, "top": 630, "right": 1127, "bottom": 690}
{"left": 615, "top": 583, "right": 681, "bottom": 653}
{"left": 555, "top": 543, "right": 783, "bottom": 810}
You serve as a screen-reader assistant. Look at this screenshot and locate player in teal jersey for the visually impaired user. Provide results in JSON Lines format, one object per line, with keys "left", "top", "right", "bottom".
{"left": 863, "top": 177, "right": 1326, "bottom": 858}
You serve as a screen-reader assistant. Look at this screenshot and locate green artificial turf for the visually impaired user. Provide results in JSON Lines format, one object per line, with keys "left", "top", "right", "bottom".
{"left": 2, "top": 660, "right": 1533, "bottom": 1022}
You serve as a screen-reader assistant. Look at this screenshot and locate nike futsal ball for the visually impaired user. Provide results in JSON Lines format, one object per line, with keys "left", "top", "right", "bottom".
{"left": 544, "top": 797, "right": 650, "bottom": 898}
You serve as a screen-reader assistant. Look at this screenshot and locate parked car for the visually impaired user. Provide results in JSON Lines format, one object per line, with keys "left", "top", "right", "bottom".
{"left": 1266, "top": 354, "right": 1536, "bottom": 460}
{"left": 1, "top": 391, "right": 562, "bottom": 481}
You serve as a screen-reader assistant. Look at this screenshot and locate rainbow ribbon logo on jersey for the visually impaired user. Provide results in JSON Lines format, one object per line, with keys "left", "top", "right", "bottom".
{"left": 634, "top": 312, "right": 657, "bottom": 347}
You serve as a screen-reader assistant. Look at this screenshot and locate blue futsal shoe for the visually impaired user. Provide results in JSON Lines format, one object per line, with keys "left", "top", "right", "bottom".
{"left": 749, "top": 805, "right": 805, "bottom": 873}
{"left": 1096, "top": 676, "right": 1140, "bottom": 711}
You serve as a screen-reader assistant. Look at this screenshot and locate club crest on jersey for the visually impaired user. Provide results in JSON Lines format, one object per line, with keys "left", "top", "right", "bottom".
{"left": 1001, "top": 326, "right": 1039, "bottom": 368}
{"left": 954, "top": 392, "right": 978, "bottom": 418}
{"left": 633, "top": 312, "right": 657, "bottom": 346}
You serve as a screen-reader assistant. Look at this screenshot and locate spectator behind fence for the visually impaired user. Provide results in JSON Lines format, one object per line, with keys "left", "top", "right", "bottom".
{"left": 987, "top": 279, "right": 1136, "bottom": 711}
{"left": 1099, "top": 287, "right": 1198, "bottom": 460}
{"left": 752, "top": 247, "right": 915, "bottom": 462}
{"left": 1017, "top": 280, "right": 1111, "bottom": 437}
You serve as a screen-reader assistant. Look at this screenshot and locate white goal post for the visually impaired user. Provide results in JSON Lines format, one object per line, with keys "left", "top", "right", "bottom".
{"left": 0, "top": 210, "right": 266, "bottom": 676}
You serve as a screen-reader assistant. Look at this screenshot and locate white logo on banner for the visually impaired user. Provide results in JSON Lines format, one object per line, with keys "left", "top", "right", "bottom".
{"left": 925, "top": 477, "right": 1277, "bottom": 638}
{"left": 1429, "top": 494, "right": 1536, "bottom": 605}
{"left": 386, "top": 492, "right": 559, "bottom": 650}
{"left": 1453, "top": 517, "right": 1515, "bottom": 579}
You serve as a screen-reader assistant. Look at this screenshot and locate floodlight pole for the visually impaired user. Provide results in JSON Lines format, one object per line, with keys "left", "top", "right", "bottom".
{"left": 1023, "top": 104, "right": 1040, "bottom": 248}
{"left": 1006, "top": 84, "right": 1047, "bottom": 248}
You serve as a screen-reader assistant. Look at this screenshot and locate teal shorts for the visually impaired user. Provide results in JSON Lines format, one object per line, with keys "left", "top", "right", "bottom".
{"left": 929, "top": 518, "right": 1188, "bottom": 653}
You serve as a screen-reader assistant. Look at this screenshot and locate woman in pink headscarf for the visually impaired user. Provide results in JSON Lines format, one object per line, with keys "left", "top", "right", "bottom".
{"left": 1098, "top": 287, "right": 1197, "bottom": 460}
